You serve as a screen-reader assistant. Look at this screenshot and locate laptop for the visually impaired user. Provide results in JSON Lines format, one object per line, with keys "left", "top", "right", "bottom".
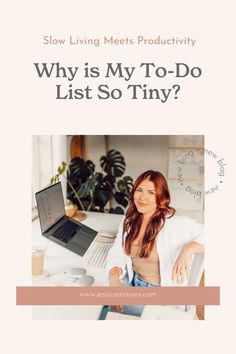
{"left": 35, "top": 182, "right": 97, "bottom": 257}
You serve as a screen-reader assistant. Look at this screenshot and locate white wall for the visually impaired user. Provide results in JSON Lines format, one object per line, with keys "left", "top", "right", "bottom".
{"left": 86, "top": 135, "right": 169, "bottom": 180}
{"left": 109, "top": 135, "right": 169, "bottom": 179}
{"left": 32, "top": 135, "right": 52, "bottom": 192}
{"left": 86, "top": 135, "right": 107, "bottom": 173}
{"left": 32, "top": 135, "right": 68, "bottom": 206}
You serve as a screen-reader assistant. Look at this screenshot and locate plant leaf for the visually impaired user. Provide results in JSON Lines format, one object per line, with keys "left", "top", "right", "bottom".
{"left": 57, "top": 161, "right": 67, "bottom": 175}
{"left": 109, "top": 207, "right": 124, "bottom": 215}
{"left": 117, "top": 176, "right": 133, "bottom": 196}
{"left": 78, "top": 173, "right": 98, "bottom": 198}
{"left": 100, "top": 149, "right": 126, "bottom": 177}
{"left": 114, "top": 192, "right": 129, "bottom": 207}
{"left": 50, "top": 174, "right": 59, "bottom": 184}
{"left": 68, "top": 157, "right": 95, "bottom": 183}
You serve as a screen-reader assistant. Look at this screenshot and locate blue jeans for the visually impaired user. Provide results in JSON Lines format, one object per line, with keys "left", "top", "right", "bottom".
{"left": 99, "top": 272, "right": 160, "bottom": 319}
{"left": 131, "top": 272, "right": 160, "bottom": 287}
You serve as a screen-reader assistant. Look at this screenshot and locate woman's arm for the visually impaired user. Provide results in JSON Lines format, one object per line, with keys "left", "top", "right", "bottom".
{"left": 106, "top": 218, "right": 127, "bottom": 279}
{"left": 184, "top": 241, "right": 204, "bottom": 254}
{"left": 172, "top": 217, "right": 205, "bottom": 284}
{"left": 109, "top": 266, "right": 123, "bottom": 286}
{"left": 108, "top": 266, "right": 124, "bottom": 313}
{"left": 106, "top": 219, "right": 126, "bottom": 313}
{"left": 172, "top": 241, "right": 204, "bottom": 284}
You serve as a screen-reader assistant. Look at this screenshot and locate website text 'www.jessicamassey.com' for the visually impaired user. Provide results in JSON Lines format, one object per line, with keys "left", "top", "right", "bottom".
{"left": 79, "top": 291, "right": 157, "bottom": 299}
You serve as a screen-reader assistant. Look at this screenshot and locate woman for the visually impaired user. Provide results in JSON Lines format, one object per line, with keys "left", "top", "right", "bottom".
{"left": 106, "top": 170, "right": 204, "bottom": 314}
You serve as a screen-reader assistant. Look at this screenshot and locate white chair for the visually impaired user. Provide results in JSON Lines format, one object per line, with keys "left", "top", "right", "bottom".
{"left": 140, "top": 253, "right": 205, "bottom": 320}
{"left": 188, "top": 253, "right": 204, "bottom": 286}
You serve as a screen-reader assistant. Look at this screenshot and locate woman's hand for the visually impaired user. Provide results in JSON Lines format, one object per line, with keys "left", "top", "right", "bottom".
{"left": 109, "top": 267, "right": 124, "bottom": 313}
{"left": 172, "top": 244, "right": 193, "bottom": 284}
{"left": 172, "top": 241, "right": 204, "bottom": 284}
{"left": 172, "top": 241, "right": 204, "bottom": 283}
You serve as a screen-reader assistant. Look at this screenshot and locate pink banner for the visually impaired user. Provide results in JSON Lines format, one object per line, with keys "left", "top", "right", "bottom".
{"left": 16, "top": 286, "right": 220, "bottom": 305}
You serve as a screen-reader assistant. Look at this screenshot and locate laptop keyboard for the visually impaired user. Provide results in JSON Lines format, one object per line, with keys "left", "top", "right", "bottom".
{"left": 87, "top": 243, "right": 113, "bottom": 268}
{"left": 52, "top": 219, "right": 80, "bottom": 243}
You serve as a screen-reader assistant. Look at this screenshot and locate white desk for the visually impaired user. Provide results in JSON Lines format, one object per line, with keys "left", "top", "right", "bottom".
{"left": 32, "top": 212, "right": 200, "bottom": 320}
{"left": 32, "top": 211, "right": 123, "bottom": 320}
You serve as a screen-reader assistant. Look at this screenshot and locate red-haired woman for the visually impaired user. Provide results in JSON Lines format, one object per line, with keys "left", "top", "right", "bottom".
{"left": 106, "top": 170, "right": 204, "bottom": 315}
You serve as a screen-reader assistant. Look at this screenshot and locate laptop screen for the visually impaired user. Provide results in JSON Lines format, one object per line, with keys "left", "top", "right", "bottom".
{"left": 36, "top": 183, "right": 65, "bottom": 234}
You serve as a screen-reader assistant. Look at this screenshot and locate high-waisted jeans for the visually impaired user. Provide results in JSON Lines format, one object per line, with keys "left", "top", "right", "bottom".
{"left": 131, "top": 272, "right": 160, "bottom": 287}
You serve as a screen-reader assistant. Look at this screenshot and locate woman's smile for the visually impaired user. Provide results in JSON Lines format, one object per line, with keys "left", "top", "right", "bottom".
{"left": 137, "top": 201, "right": 149, "bottom": 207}
{"left": 134, "top": 179, "right": 157, "bottom": 217}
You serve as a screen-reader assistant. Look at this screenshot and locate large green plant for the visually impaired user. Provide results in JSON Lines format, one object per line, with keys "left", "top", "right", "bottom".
{"left": 51, "top": 150, "right": 133, "bottom": 214}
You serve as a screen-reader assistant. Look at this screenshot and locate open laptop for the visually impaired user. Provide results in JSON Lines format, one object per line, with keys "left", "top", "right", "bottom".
{"left": 35, "top": 182, "right": 97, "bottom": 257}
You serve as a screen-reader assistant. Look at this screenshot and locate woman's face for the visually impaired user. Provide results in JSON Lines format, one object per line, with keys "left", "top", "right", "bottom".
{"left": 134, "top": 179, "right": 157, "bottom": 217}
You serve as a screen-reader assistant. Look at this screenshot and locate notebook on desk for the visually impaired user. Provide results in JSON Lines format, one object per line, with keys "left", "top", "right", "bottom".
{"left": 35, "top": 182, "right": 97, "bottom": 257}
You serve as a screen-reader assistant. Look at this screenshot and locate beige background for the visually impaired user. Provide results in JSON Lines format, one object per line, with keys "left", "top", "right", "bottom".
{"left": 2, "top": 0, "right": 235, "bottom": 353}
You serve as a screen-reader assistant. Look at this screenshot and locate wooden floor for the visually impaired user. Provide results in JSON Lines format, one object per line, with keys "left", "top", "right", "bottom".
{"left": 196, "top": 272, "right": 204, "bottom": 320}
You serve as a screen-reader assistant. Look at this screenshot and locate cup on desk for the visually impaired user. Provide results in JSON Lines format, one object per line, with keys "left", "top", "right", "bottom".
{"left": 65, "top": 199, "right": 76, "bottom": 218}
{"left": 32, "top": 247, "right": 46, "bottom": 276}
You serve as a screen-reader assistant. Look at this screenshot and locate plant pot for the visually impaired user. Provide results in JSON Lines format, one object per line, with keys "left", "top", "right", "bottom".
{"left": 72, "top": 210, "right": 87, "bottom": 222}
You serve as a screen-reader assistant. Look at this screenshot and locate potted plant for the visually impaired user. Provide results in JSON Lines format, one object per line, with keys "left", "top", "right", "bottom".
{"left": 51, "top": 149, "right": 133, "bottom": 215}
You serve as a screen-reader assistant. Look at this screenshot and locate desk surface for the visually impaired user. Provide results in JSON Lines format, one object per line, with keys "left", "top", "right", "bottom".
{"left": 32, "top": 211, "right": 123, "bottom": 320}
{"left": 31, "top": 212, "right": 198, "bottom": 320}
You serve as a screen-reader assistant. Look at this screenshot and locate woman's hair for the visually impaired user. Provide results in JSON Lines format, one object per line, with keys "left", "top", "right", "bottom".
{"left": 123, "top": 170, "right": 175, "bottom": 258}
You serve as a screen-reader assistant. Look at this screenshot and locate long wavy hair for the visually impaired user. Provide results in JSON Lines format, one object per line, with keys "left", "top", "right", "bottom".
{"left": 123, "top": 170, "right": 175, "bottom": 258}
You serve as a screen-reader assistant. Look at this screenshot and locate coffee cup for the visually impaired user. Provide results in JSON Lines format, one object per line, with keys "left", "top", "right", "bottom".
{"left": 32, "top": 247, "right": 46, "bottom": 276}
